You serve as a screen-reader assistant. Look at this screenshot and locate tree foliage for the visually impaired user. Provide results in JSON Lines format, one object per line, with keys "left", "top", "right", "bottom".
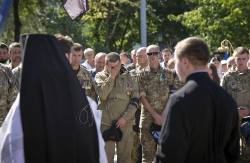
{"left": 1, "top": 0, "right": 44, "bottom": 44}
{"left": 4, "top": 0, "right": 250, "bottom": 55}
{"left": 146, "top": 0, "right": 191, "bottom": 48}
{"left": 82, "top": 0, "right": 140, "bottom": 52}
{"left": 169, "top": 0, "right": 250, "bottom": 53}
{"left": 37, "top": 0, "right": 90, "bottom": 48}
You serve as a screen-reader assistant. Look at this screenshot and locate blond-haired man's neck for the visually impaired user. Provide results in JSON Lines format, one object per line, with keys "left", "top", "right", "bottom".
{"left": 236, "top": 66, "right": 248, "bottom": 73}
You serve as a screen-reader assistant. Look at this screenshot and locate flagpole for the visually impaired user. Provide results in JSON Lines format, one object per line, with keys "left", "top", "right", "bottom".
{"left": 140, "top": 0, "right": 147, "bottom": 47}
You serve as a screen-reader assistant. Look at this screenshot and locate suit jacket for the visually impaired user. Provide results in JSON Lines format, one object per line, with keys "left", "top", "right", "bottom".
{"left": 154, "top": 72, "right": 240, "bottom": 163}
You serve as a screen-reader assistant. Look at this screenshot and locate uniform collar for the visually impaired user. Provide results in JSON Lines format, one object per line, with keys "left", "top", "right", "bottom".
{"left": 235, "top": 68, "right": 250, "bottom": 74}
{"left": 77, "top": 66, "right": 87, "bottom": 75}
{"left": 146, "top": 64, "right": 163, "bottom": 73}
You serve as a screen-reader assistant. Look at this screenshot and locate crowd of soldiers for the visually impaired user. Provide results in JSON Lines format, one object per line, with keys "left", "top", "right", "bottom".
{"left": 0, "top": 33, "right": 250, "bottom": 163}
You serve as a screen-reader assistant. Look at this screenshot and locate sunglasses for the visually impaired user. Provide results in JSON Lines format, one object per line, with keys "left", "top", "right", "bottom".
{"left": 110, "top": 62, "right": 120, "bottom": 69}
{"left": 147, "top": 52, "right": 159, "bottom": 56}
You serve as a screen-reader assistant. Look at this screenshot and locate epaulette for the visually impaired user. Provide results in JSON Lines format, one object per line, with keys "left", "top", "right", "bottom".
{"left": 0, "top": 63, "right": 12, "bottom": 76}
{"left": 120, "top": 65, "right": 128, "bottom": 75}
{"left": 80, "top": 64, "right": 88, "bottom": 70}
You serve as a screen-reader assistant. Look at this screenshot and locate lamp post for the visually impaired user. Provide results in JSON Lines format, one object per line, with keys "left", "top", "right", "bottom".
{"left": 156, "top": 34, "right": 163, "bottom": 51}
{"left": 140, "top": 0, "right": 147, "bottom": 46}
{"left": 217, "top": 39, "right": 234, "bottom": 60}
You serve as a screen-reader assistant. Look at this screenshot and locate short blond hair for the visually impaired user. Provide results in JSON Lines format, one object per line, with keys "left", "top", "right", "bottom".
{"left": 175, "top": 37, "right": 209, "bottom": 67}
{"left": 167, "top": 58, "right": 175, "bottom": 65}
{"left": 233, "top": 47, "right": 249, "bottom": 57}
{"left": 84, "top": 48, "right": 94, "bottom": 55}
{"left": 105, "top": 52, "right": 120, "bottom": 64}
{"left": 146, "top": 45, "right": 160, "bottom": 53}
{"left": 120, "top": 52, "right": 129, "bottom": 58}
{"left": 9, "top": 42, "right": 20, "bottom": 52}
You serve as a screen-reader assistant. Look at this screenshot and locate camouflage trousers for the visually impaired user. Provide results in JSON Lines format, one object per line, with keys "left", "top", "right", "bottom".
{"left": 131, "top": 131, "right": 140, "bottom": 163}
{"left": 140, "top": 128, "right": 158, "bottom": 163}
{"left": 238, "top": 120, "right": 250, "bottom": 163}
{"left": 240, "top": 135, "right": 250, "bottom": 163}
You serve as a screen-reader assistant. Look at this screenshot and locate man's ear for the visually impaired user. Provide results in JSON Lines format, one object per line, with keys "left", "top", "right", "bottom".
{"left": 182, "top": 57, "right": 190, "bottom": 68}
{"left": 65, "top": 53, "right": 69, "bottom": 59}
{"left": 8, "top": 52, "right": 11, "bottom": 56}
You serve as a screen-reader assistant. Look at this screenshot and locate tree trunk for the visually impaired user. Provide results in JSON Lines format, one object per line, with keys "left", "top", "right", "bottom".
{"left": 119, "top": 15, "right": 130, "bottom": 52}
{"left": 13, "top": 0, "right": 21, "bottom": 42}
{"left": 109, "top": 12, "right": 120, "bottom": 44}
{"left": 105, "top": 5, "right": 111, "bottom": 51}
{"left": 94, "top": 19, "right": 102, "bottom": 43}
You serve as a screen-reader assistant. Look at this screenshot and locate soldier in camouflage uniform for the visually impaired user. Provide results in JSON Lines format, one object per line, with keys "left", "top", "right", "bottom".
{"left": 0, "top": 43, "right": 12, "bottom": 65}
{"left": 8, "top": 42, "right": 22, "bottom": 70}
{"left": 164, "top": 58, "right": 184, "bottom": 96}
{"left": 139, "top": 45, "right": 173, "bottom": 162}
{"left": 169, "top": 69, "right": 184, "bottom": 96}
{"left": 0, "top": 63, "right": 18, "bottom": 126}
{"left": 127, "top": 49, "right": 137, "bottom": 71}
{"left": 69, "top": 43, "right": 95, "bottom": 100}
{"left": 227, "top": 56, "right": 236, "bottom": 70}
{"left": 12, "top": 63, "right": 22, "bottom": 90}
{"left": 221, "top": 47, "right": 250, "bottom": 163}
{"left": 94, "top": 52, "right": 139, "bottom": 163}
{"left": 130, "top": 47, "right": 148, "bottom": 163}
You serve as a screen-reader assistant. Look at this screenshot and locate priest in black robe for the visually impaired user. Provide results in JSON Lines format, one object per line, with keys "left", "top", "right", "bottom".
{"left": 154, "top": 37, "right": 240, "bottom": 163}
{"left": 0, "top": 34, "right": 106, "bottom": 163}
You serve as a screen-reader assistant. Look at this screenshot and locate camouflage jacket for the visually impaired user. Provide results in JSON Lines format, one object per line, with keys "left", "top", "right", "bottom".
{"left": 130, "top": 67, "right": 142, "bottom": 82}
{"left": 130, "top": 67, "right": 144, "bottom": 110}
{"left": 94, "top": 67, "right": 139, "bottom": 126}
{"left": 77, "top": 66, "right": 95, "bottom": 100}
{"left": 221, "top": 68, "right": 250, "bottom": 110}
{"left": 227, "top": 65, "right": 237, "bottom": 73}
{"left": 139, "top": 65, "right": 173, "bottom": 128}
{"left": 126, "top": 63, "right": 136, "bottom": 71}
{"left": 0, "top": 63, "right": 18, "bottom": 125}
{"left": 12, "top": 63, "right": 22, "bottom": 90}
{"left": 169, "top": 70, "right": 184, "bottom": 96}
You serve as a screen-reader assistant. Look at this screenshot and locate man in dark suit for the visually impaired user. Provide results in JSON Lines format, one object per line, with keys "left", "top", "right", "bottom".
{"left": 154, "top": 37, "right": 240, "bottom": 163}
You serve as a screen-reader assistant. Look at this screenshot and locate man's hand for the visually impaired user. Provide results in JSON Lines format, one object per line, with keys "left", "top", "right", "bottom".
{"left": 238, "top": 106, "right": 250, "bottom": 118}
{"left": 153, "top": 112, "right": 163, "bottom": 125}
{"left": 116, "top": 117, "right": 126, "bottom": 128}
{"left": 109, "top": 63, "right": 121, "bottom": 79}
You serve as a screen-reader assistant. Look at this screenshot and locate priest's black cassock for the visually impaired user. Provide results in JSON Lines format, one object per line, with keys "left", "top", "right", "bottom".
{"left": 20, "top": 34, "right": 99, "bottom": 163}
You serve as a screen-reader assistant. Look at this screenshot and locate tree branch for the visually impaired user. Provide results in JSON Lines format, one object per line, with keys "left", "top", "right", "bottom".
{"left": 119, "top": 15, "right": 130, "bottom": 52}
{"left": 109, "top": 12, "right": 120, "bottom": 41}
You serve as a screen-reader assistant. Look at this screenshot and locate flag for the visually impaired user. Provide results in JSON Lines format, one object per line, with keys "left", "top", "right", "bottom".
{"left": 0, "top": 0, "right": 12, "bottom": 36}
{"left": 62, "top": 0, "right": 89, "bottom": 20}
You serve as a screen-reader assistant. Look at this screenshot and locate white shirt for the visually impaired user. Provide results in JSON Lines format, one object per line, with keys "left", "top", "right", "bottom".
{"left": 160, "top": 62, "right": 167, "bottom": 68}
{"left": 87, "top": 97, "right": 107, "bottom": 163}
{"left": 0, "top": 95, "right": 107, "bottom": 163}
{"left": 0, "top": 94, "right": 25, "bottom": 163}
{"left": 81, "top": 61, "right": 94, "bottom": 70}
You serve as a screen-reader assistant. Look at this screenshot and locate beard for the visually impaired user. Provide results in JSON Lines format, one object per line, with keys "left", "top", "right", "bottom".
{"left": 12, "top": 57, "right": 22, "bottom": 63}
{"left": 149, "top": 58, "right": 157, "bottom": 65}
